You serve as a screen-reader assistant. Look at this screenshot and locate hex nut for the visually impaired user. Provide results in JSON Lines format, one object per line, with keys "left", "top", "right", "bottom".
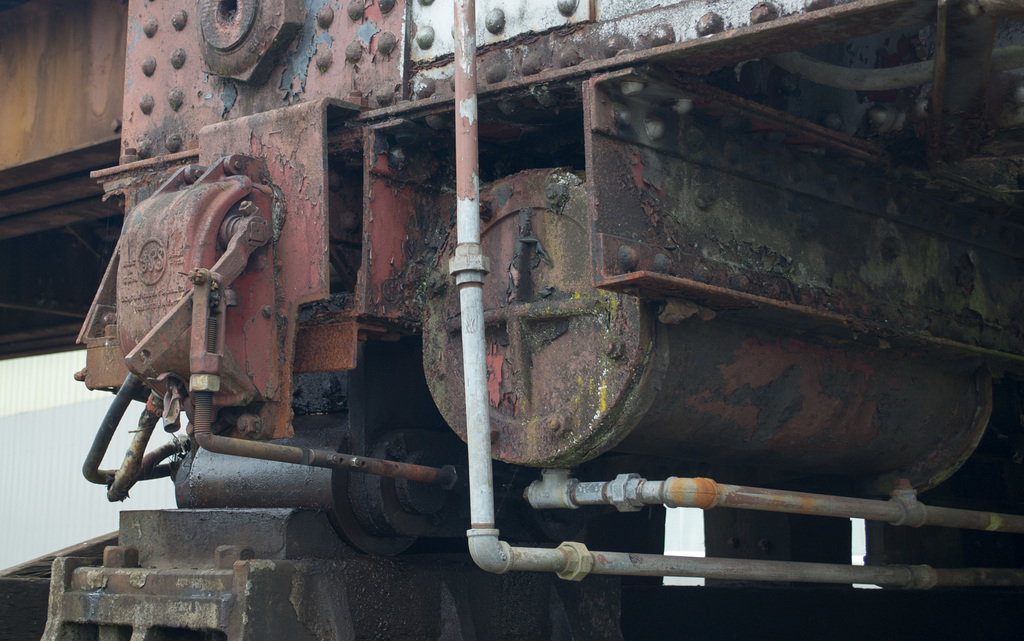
{"left": 199, "top": 0, "right": 303, "bottom": 84}
{"left": 103, "top": 546, "right": 140, "bottom": 568}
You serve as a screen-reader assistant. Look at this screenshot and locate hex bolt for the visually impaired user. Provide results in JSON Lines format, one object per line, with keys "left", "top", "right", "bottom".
{"left": 214, "top": 545, "right": 254, "bottom": 570}
{"left": 696, "top": 12, "right": 724, "bottom": 36}
{"left": 165, "top": 133, "right": 182, "bottom": 153}
{"left": 143, "top": 17, "right": 158, "bottom": 38}
{"left": 347, "top": 0, "right": 364, "bottom": 21}
{"left": 171, "top": 9, "right": 188, "bottom": 30}
{"left": 167, "top": 87, "right": 184, "bottom": 111}
{"left": 122, "top": 147, "right": 140, "bottom": 163}
{"left": 617, "top": 245, "right": 639, "bottom": 272}
{"left": 750, "top": 2, "right": 780, "bottom": 23}
{"left": 236, "top": 413, "right": 262, "bottom": 437}
{"left": 485, "top": 63, "right": 507, "bottom": 84}
{"left": 416, "top": 26, "right": 435, "bottom": 50}
{"left": 103, "top": 546, "right": 140, "bottom": 568}
{"left": 485, "top": 8, "right": 506, "bottom": 34}
{"left": 544, "top": 181, "right": 570, "bottom": 209}
{"left": 316, "top": 46, "right": 333, "bottom": 72}
{"left": 317, "top": 4, "right": 334, "bottom": 28}
{"left": 644, "top": 115, "right": 665, "bottom": 141}
{"left": 548, "top": 415, "right": 564, "bottom": 433}
{"left": 379, "top": 0, "right": 396, "bottom": 13}
{"left": 345, "top": 41, "right": 363, "bottom": 63}
{"left": 139, "top": 94, "right": 155, "bottom": 114}
{"left": 557, "top": 0, "right": 578, "bottom": 17}
{"left": 605, "top": 340, "right": 625, "bottom": 359}
{"left": 141, "top": 56, "right": 157, "bottom": 76}
{"left": 170, "top": 48, "right": 186, "bottom": 69}
{"left": 377, "top": 31, "right": 398, "bottom": 56}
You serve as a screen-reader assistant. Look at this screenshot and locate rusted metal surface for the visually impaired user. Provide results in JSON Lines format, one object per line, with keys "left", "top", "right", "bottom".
{"left": 293, "top": 321, "right": 359, "bottom": 372}
{"left": 41, "top": 509, "right": 622, "bottom": 640}
{"left": 121, "top": 0, "right": 403, "bottom": 162}
{"left": 424, "top": 168, "right": 657, "bottom": 468}
{"left": 0, "top": 0, "right": 125, "bottom": 172}
{"left": 584, "top": 70, "right": 1024, "bottom": 367}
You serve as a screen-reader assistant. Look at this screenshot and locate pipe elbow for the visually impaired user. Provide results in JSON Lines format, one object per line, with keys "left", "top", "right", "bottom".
{"left": 467, "top": 528, "right": 513, "bottom": 574}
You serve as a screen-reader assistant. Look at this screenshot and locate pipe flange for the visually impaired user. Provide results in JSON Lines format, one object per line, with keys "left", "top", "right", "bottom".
{"left": 199, "top": 0, "right": 304, "bottom": 84}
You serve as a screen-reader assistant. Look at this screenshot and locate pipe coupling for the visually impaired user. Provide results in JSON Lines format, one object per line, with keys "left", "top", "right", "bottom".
{"left": 889, "top": 488, "right": 928, "bottom": 527}
{"left": 901, "top": 564, "right": 938, "bottom": 590}
{"left": 663, "top": 477, "right": 721, "bottom": 510}
{"left": 450, "top": 243, "right": 491, "bottom": 285}
{"left": 525, "top": 469, "right": 578, "bottom": 509}
{"left": 605, "top": 473, "right": 645, "bottom": 512}
{"left": 556, "top": 541, "right": 594, "bottom": 581}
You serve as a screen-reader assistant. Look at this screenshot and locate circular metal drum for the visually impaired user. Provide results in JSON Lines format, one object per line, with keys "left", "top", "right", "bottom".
{"left": 422, "top": 169, "right": 991, "bottom": 492}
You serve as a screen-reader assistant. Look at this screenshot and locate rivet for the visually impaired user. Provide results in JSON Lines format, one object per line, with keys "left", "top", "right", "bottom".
{"left": 603, "top": 35, "right": 631, "bottom": 58}
{"left": 497, "top": 100, "right": 517, "bottom": 115}
{"left": 696, "top": 13, "right": 724, "bottom": 36}
{"left": 143, "top": 17, "right": 158, "bottom": 38}
{"left": 316, "top": 46, "right": 333, "bottom": 72}
{"left": 694, "top": 187, "right": 716, "bottom": 210}
{"left": 790, "top": 163, "right": 807, "bottom": 183}
{"left": 170, "top": 48, "right": 186, "bottom": 69}
{"left": 652, "top": 253, "right": 672, "bottom": 274}
{"left": 522, "top": 52, "right": 544, "bottom": 75}
{"left": 379, "top": 0, "right": 396, "bottom": 13}
{"left": 617, "top": 245, "right": 639, "bottom": 272}
{"left": 685, "top": 126, "right": 705, "bottom": 150}
{"left": 165, "top": 133, "right": 182, "bottom": 153}
{"left": 136, "top": 139, "right": 152, "bottom": 159}
{"left": 644, "top": 115, "right": 665, "bottom": 140}
{"left": 485, "top": 63, "right": 507, "bottom": 84}
{"left": 139, "top": 94, "right": 155, "bottom": 114}
{"left": 548, "top": 416, "right": 564, "bottom": 433}
{"left": 426, "top": 114, "right": 447, "bottom": 129}
{"left": 261, "top": 305, "right": 273, "bottom": 318}
{"left": 412, "top": 77, "right": 436, "bottom": 100}
{"left": 822, "top": 113, "right": 843, "bottom": 130}
{"left": 804, "top": 0, "right": 833, "bottom": 9}
{"left": 557, "top": 0, "right": 578, "bottom": 17}
{"left": 485, "top": 8, "right": 505, "bottom": 34}
{"left": 612, "top": 103, "right": 631, "bottom": 127}
{"left": 416, "top": 26, "right": 435, "bottom": 50}
{"left": 750, "top": 2, "right": 780, "bottom": 24}
{"left": 620, "top": 80, "right": 645, "bottom": 96}
{"left": 141, "top": 56, "right": 157, "bottom": 76}
{"left": 648, "top": 24, "right": 675, "bottom": 47}
{"left": 348, "top": 0, "right": 364, "bottom": 21}
{"left": 317, "top": 5, "right": 334, "bottom": 28}
{"left": 168, "top": 87, "right": 184, "bottom": 111}
{"left": 345, "top": 41, "right": 363, "bottom": 63}
{"left": 1011, "top": 81, "right": 1024, "bottom": 106}
{"left": 420, "top": 0, "right": 433, "bottom": 5}
{"left": 375, "top": 90, "right": 396, "bottom": 107}
{"left": 111, "top": 119, "right": 122, "bottom": 133}
{"left": 377, "top": 31, "right": 398, "bottom": 56}
{"left": 554, "top": 48, "right": 580, "bottom": 68}
{"left": 171, "top": 9, "right": 188, "bottom": 31}
{"left": 673, "top": 98, "right": 694, "bottom": 115}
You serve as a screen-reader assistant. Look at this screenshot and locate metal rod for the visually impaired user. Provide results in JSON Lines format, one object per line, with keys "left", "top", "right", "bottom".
{"left": 190, "top": 409, "right": 457, "bottom": 487}
{"left": 83, "top": 373, "right": 144, "bottom": 485}
{"left": 525, "top": 472, "right": 1024, "bottom": 534}
{"left": 106, "top": 392, "right": 164, "bottom": 501}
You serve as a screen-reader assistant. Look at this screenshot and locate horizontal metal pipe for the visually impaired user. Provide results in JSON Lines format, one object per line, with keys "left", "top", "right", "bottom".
{"left": 527, "top": 472, "right": 1024, "bottom": 534}
{"left": 192, "top": 422, "right": 457, "bottom": 488}
{"left": 491, "top": 537, "right": 1024, "bottom": 588}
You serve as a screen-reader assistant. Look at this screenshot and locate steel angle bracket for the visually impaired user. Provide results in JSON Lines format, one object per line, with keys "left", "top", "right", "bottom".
{"left": 583, "top": 69, "right": 1024, "bottom": 370}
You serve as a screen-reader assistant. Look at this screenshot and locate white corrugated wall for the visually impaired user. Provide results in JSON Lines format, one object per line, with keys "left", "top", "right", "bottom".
{"left": 0, "top": 351, "right": 176, "bottom": 571}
